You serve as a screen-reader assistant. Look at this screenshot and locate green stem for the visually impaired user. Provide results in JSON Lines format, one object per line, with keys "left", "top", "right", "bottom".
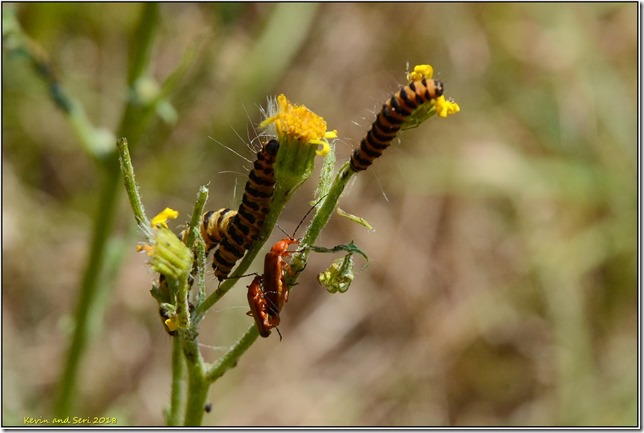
{"left": 193, "top": 237, "right": 207, "bottom": 311}
{"left": 185, "top": 186, "right": 210, "bottom": 250}
{"left": 116, "top": 138, "right": 149, "bottom": 227}
{"left": 127, "top": 3, "right": 160, "bottom": 84}
{"left": 175, "top": 272, "right": 192, "bottom": 336}
{"left": 175, "top": 188, "right": 209, "bottom": 334}
{"left": 167, "top": 338, "right": 185, "bottom": 426}
{"left": 183, "top": 186, "right": 209, "bottom": 328}
{"left": 290, "top": 162, "right": 355, "bottom": 275}
{"left": 181, "top": 339, "right": 208, "bottom": 426}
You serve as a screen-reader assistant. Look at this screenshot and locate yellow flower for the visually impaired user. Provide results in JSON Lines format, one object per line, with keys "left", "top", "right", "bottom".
{"left": 433, "top": 95, "right": 461, "bottom": 118}
{"left": 260, "top": 94, "right": 336, "bottom": 156}
{"left": 151, "top": 207, "right": 179, "bottom": 228}
{"left": 407, "top": 64, "right": 434, "bottom": 82}
{"left": 259, "top": 94, "right": 337, "bottom": 196}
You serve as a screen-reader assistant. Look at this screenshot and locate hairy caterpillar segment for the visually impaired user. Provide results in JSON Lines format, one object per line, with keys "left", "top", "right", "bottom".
{"left": 350, "top": 78, "right": 444, "bottom": 172}
{"left": 200, "top": 208, "right": 236, "bottom": 252}
{"left": 179, "top": 208, "right": 237, "bottom": 253}
{"left": 212, "top": 139, "right": 279, "bottom": 280}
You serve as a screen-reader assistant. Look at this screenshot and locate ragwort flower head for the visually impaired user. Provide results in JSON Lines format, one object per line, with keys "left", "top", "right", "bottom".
{"left": 138, "top": 208, "right": 192, "bottom": 280}
{"left": 260, "top": 94, "right": 337, "bottom": 195}
{"left": 260, "top": 94, "right": 336, "bottom": 156}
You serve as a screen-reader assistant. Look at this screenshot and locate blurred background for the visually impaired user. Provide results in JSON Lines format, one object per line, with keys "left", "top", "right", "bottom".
{"left": 2, "top": 3, "right": 638, "bottom": 426}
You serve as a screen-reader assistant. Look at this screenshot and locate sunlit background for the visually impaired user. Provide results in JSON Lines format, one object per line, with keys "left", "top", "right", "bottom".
{"left": 3, "top": 3, "right": 638, "bottom": 426}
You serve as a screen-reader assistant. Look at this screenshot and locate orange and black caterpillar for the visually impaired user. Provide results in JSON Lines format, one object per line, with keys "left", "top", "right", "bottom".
{"left": 350, "top": 78, "right": 444, "bottom": 172}
{"left": 181, "top": 208, "right": 237, "bottom": 253}
{"left": 212, "top": 139, "right": 280, "bottom": 280}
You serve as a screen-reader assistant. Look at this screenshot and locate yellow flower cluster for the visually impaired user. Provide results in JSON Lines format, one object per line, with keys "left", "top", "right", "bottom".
{"left": 260, "top": 94, "right": 336, "bottom": 156}
{"left": 434, "top": 96, "right": 461, "bottom": 118}
{"left": 406, "top": 64, "right": 434, "bottom": 82}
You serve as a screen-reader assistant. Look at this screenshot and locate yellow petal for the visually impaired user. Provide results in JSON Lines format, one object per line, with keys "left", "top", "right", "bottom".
{"left": 151, "top": 208, "right": 179, "bottom": 228}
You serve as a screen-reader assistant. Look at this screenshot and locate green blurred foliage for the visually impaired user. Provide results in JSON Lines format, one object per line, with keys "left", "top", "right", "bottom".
{"left": 2, "top": 2, "right": 637, "bottom": 427}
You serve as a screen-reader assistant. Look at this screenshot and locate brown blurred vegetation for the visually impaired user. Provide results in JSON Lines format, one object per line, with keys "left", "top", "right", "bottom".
{"left": 2, "top": 2, "right": 637, "bottom": 426}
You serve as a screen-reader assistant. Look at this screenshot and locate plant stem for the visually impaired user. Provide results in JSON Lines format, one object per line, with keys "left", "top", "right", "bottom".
{"left": 116, "top": 138, "right": 149, "bottom": 227}
{"left": 174, "top": 188, "right": 209, "bottom": 335}
{"left": 290, "top": 162, "right": 355, "bottom": 275}
{"left": 185, "top": 186, "right": 210, "bottom": 250}
{"left": 168, "top": 338, "right": 185, "bottom": 426}
{"left": 181, "top": 339, "right": 208, "bottom": 426}
{"left": 183, "top": 186, "right": 209, "bottom": 327}
{"left": 127, "top": 3, "right": 160, "bottom": 84}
